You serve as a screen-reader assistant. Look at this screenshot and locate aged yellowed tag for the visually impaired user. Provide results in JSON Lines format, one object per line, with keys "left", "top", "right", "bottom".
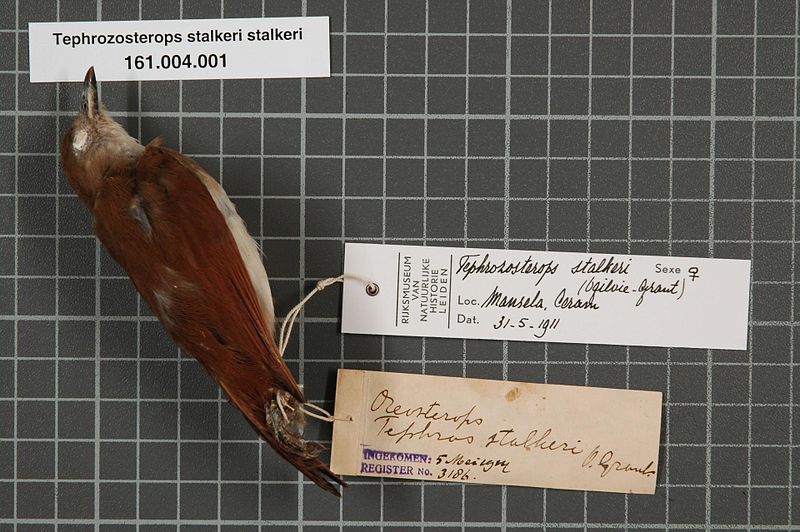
{"left": 331, "top": 369, "right": 662, "bottom": 494}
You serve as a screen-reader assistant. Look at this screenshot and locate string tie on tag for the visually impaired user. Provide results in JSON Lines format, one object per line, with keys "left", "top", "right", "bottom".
{"left": 275, "top": 274, "right": 377, "bottom": 424}
{"left": 278, "top": 275, "right": 344, "bottom": 355}
{"left": 276, "top": 393, "right": 353, "bottom": 423}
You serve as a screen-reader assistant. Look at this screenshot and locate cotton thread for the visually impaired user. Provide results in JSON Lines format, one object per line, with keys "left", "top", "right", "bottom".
{"left": 276, "top": 274, "right": 378, "bottom": 423}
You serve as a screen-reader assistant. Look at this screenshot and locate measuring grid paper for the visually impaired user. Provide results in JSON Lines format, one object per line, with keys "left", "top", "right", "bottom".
{"left": 0, "top": 0, "right": 798, "bottom": 530}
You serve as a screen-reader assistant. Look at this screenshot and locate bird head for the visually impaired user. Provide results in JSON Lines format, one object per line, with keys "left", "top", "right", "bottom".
{"left": 61, "top": 66, "right": 143, "bottom": 207}
{"left": 63, "top": 67, "right": 105, "bottom": 162}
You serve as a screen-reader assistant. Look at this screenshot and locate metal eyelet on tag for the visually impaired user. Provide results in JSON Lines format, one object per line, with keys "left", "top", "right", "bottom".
{"left": 366, "top": 283, "right": 379, "bottom": 296}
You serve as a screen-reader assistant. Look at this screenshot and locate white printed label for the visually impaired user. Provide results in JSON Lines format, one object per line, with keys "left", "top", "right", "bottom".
{"left": 331, "top": 369, "right": 663, "bottom": 494}
{"left": 342, "top": 243, "right": 751, "bottom": 350}
{"left": 28, "top": 17, "right": 329, "bottom": 82}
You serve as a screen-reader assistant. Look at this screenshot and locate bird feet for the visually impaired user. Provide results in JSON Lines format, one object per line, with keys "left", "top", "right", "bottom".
{"left": 266, "top": 390, "right": 324, "bottom": 460}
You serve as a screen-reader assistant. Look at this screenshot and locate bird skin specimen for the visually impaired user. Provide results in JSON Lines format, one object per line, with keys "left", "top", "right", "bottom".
{"left": 60, "top": 67, "right": 344, "bottom": 496}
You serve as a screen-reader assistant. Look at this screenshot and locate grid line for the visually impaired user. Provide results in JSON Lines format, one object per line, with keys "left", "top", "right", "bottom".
{"left": 746, "top": 3, "right": 756, "bottom": 525}
{"left": 789, "top": 1, "right": 798, "bottom": 525}
{"left": 53, "top": 0, "right": 60, "bottom": 523}
{"left": 217, "top": 1, "right": 224, "bottom": 526}
{"left": 136, "top": 0, "right": 144, "bottom": 525}
{"left": 624, "top": 2, "right": 635, "bottom": 527}
{"left": 543, "top": 0, "right": 553, "bottom": 526}
{"left": 501, "top": 1, "right": 512, "bottom": 529}
{"left": 92, "top": 4, "right": 101, "bottom": 531}
{"left": 664, "top": 0, "right": 676, "bottom": 525}
{"left": 12, "top": 0, "right": 19, "bottom": 529}
{"left": 10, "top": 110, "right": 800, "bottom": 120}
{"left": 255, "top": 0, "right": 262, "bottom": 524}
{"left": 420, "top": 2, "right": 429, "bottom": 525}
{"left": 583, "top": 1, "right": 594, "bottom": 528}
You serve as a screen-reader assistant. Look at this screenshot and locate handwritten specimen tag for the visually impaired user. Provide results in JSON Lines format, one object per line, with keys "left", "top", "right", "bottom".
{"left": 342, "top": 243, "right": 751, "bottom": 350}
{"left": 29, "top": 16, "right": 329, "bottom": 82}
{"left": 331, "top": 369, "right": 662, "bottom": 494}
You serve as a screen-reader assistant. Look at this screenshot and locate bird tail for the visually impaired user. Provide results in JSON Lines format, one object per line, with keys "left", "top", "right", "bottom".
{"left": 221, "top": 381, "right": 346, "bottom": 496}
{"left": 263, "top": 390, "right": 346, "bottom": 496}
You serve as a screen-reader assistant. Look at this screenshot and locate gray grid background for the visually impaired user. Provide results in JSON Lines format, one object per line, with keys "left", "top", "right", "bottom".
{"left": 0, "top": 0, "right": 798, "bottom": 529}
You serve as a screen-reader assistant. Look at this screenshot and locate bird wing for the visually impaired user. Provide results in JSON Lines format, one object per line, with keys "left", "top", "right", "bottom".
{"left": 92, "top": 144, "right": 344, "bottom": 495}
{"left": 94, "top": 143, "right": 301, "bottom": 400}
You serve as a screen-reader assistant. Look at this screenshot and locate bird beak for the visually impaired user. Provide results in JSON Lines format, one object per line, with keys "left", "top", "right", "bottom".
{"left": 82, "top": 66, "right": 99, "bottom": 118}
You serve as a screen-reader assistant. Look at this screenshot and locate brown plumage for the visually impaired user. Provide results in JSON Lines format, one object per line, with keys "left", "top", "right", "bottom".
{"left": 61, "top": 67, "right": 344, "bottom": 496}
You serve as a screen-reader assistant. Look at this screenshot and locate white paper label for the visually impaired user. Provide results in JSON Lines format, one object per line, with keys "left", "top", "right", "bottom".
{"left": 331, "top": 369, "right": 663, "bottom": 494}
{"left": 342, "top": 243, "right": 751, "bottom": 350}
{"left": 29, "top": 17, "right": 330, "bottom": 82}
